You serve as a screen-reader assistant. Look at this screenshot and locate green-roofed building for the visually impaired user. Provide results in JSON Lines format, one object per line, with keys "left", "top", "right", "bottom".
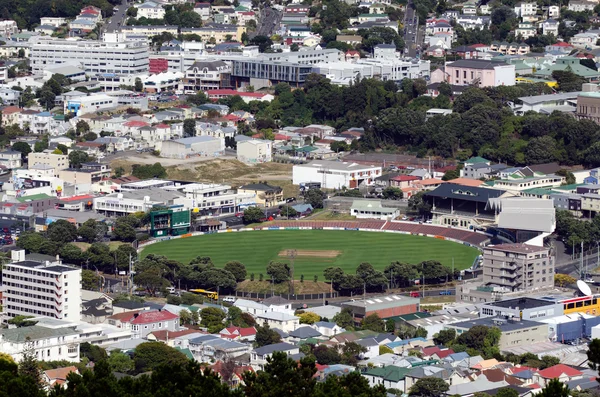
{"left": 551, "top": 183, "right": 584, "bottom": 193}
{"left": 463, "top": 156, "right": 490, "bottom": 165}
{"left": 534, "top": 57, "right": 600, "bottom": 80}
{"left": 16, "top": 193, "right": 54, "bottom": 202}
{"left": 175, "top": 347, "right": 194, "bottom": 360}
{"left": 363, "top": 365, "right": 412, "bottom": 389}
{"left": 521, "top": 187, "right": 552, "bottom": 198}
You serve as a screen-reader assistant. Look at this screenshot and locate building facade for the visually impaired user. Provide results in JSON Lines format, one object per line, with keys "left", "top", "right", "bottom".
{"left": 2, "top": 251, "right": 82, "bottom": 322}
{"left": 482, "top": 243, "right": 554, "bottom": 292}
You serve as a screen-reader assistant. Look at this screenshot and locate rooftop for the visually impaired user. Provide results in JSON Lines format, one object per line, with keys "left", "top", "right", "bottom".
{"left": 485, "top": 243, "right": 549, "bottom": 254}
{"left": 485, "top": 297, "right": 557, "bottom": 310}
{"left": 451, "top": 317, "right": 545, "bottom": 332}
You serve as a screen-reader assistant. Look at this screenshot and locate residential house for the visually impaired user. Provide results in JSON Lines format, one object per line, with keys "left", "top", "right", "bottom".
{"left": 233, "top": 299, "right": 268, "bottom": 315}
{"left": 262, "top": 295, "right": 294, "bottom": 315}
{"left": 254, "top": 311, "right": 300, "bottom": 332}
{"left": 311, "top": 321, "right": 345, "bottom": 337}
{"left": 219, "top": 326, "right": 257, "bottom": 342}
{"left": 127, "top": 310, "right": 180, "bottom": 339}
{"left": 210, "top": 360, "right": 254, "bottom": 388}
{"left": 534, "top": 364, "right": 583, "bottom": 387}
{"left": 445, "top": 59, "right": 516, "bottom": 87}
{"left": 237, "top": 139, "right": 272, "bottom": 164}
{"left": 363, "top": 366, "right": 412, "bottom": 391}
{"left": 543, "top": 19, "right": 559, "bottom": 36}
{"left": 189, "top": 334, "right": 251, "bottom": 362}
{"left": 251, "top": 342, "right": 300, "bottom": 370}
{"left": 42, "top": 366, "right": 79, "bottom": 389}
{"left": 288, "top": 326, "right": 322, "bottom": 343}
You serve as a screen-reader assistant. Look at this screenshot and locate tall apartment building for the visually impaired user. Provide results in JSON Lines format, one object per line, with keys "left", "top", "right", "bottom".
{"left": 2, "top": 250, "right": 82, "bottom": 323}
{"left": 28, "top": 151, "right": 69, "bottom": 171}
{"left": 482, "top": 243, "right": 554, "bottom": 292}
{"left": 30, "top": 37, "right": 149, "bottom": 77}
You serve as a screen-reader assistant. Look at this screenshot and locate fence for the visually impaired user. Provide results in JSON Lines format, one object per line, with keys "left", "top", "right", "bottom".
{"left": 234, "top": 290, "right": 339, "bottom": 301}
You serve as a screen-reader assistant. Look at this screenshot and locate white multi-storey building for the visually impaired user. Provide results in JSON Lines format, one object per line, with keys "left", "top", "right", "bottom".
{"left": 293, "top": 160, "right": 382, "bottom": 189}
{"left": 0, "top": 20, "right": 18, "bottom": 37}
{"left": 179, "top": 183, "right": 256, "bottom": 215}
{"left": 30, "top": 37, "right": 149, "bottom": 78}
{"left": 2, "top": 250, "right": 82, "bottom": 323}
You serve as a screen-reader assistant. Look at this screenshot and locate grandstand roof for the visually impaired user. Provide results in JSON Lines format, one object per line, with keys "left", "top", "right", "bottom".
{"left": 425, "top": 184, "right": 507, "bottom": 203}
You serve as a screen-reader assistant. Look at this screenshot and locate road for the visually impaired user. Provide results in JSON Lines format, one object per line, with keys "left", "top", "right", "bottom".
{"left": 104, "top": 0, "right": 129, "bottom": 34}
{"left": 402, "top": 0, "right": 422, "bottom": 58}
{"left": 255, "top": 6, "right": 281, "bottom": 37}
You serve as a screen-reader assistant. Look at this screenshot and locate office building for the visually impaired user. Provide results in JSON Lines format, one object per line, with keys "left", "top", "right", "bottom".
{"left": 180, "top": 183, "right": 256, "bottom": 216}
{"left": 2, "top": 250, "right": 82, "bottom": 322}
{"left": 479, "top": 297, "right": 563, "bottom": 320}
{"left": 30, "top": 37, "right": 149, "bottom": 77}
{"left": 482, "top": 243, "right": 554, "bottom": 292}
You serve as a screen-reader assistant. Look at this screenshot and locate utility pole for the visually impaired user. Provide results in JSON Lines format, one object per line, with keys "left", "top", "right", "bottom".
{"left": 581, "top": 240, "right": 585, "bottom": 279}
{"left": 422, "top": 262, "right": 425, "bottom": 298}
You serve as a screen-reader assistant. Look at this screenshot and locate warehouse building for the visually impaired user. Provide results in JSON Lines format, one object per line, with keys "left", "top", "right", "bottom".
{"left": 341, "top": 295, "right": 420, "bottom": 325}
{"left": 160, "top": 136, "right": 224, "bottom": 159}
{"left": 479, "top": 297, "right": 563, "bottom": 321}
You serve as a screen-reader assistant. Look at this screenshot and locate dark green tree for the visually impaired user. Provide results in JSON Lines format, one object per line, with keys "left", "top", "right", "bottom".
{"left": 133, "top": 342, "right": 188, "bottom": 373}
{"left": 223, "top": 261, "right": 247, "bottom": 282}
{"left": 409, "top": 377, "right": 450, "bottom": 397}
{"left": 254, "top": 323, "right": 282, "bottom": 347}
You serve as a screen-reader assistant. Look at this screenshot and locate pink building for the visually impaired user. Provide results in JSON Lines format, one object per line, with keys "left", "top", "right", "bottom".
{"left": 444, "top": 59, "right": 515, "bottom": 87}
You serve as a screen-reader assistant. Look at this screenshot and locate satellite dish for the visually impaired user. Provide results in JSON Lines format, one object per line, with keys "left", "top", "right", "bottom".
{"left": 577, "top": 280, "right": 592, "bottom": 296}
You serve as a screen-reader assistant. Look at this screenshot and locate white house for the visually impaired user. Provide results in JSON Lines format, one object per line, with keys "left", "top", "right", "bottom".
{"left": 350, "top": 200, "right": 400, "bottom": 220}
{"left": 0, "top": 326, "right": 80, "bottom": 363}
{"left": 234, "top": 298, "right": 268, "bottom": 315}
{"left": 255, "top": 312, "right": 300, "bottom": 332}
{"left": 311, "top": 321, "right": 345, "bottom": 337}
{"left": 262, "top": 296, "right": 295, "bottom": 315}
{"left": 136, "top": 1, "right": 165, "bottom": 19}
{"left": 293, "top": 160, "right": 382, "bottom": 189}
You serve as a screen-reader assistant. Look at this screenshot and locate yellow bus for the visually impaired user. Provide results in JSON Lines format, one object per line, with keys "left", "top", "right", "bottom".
{"left": 189, "top": 289, "right": 219, "bottom": 300}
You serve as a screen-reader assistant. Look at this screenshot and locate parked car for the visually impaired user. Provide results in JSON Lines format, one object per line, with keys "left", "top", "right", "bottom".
{"left": 222, "top": 296, "right": 236, "bottom": 303}
{"left": 439, "top": 290, "right": 452, "bottom": 295}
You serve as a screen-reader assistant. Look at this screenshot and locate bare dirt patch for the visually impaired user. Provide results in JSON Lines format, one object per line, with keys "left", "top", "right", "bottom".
{"left": 277, "top": 250, "right": 341, "bottom": 258}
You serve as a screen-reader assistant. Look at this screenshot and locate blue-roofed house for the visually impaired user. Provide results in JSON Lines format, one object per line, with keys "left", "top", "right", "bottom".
{"left": 291, "top": 203, "right": 313, "bottom": 216}
{"left": 198, "top": 103, "right": 229, "bottom": 115}
{"left": 584, "top": 168, "right": 600, "bottom": 185}
{"left": 443, "top": 351, "right": 470, "bottom": 365}
{"left": 288, "top": 326, "right": 322, "bottom": 343}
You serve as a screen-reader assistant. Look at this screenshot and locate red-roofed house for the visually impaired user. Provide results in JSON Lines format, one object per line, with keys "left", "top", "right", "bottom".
{"left": 345, "top": 50, "right": 360, "bottom": 62}
{"left": 123, "top": 120, "right": 150, "bottom": 137}
{"left": 207, "top": 89, "right": 274, "bottom": 103}
{"left": 1, "top": 106, "right": 22, "bottom": 126}
{"left": 43, "top": 366, "right": 79, "bottom": 389}
{"left": 421, "top": 346, "right": 445, "bottom": 359}
{"left": 390, "top": 175, "right": 420, "bottom": 188}
{"left": 534, "top": 364, "right": 583, "bottom": 387}
{"left": 431, "top": 348, "right": 455, "bottom": 360}
{"left": 129, "top": 310, "right": 180, "bottom": 339}
{"left": 219, "top": 326, "right": 257, "bottom": 342}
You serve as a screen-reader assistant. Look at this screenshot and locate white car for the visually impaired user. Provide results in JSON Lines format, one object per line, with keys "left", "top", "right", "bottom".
{"left": 222, "top": 296, "right": 236, "bottom": 303}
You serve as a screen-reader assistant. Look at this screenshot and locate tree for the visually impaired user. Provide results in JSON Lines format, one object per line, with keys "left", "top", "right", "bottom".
{"left": 12, "top": 141, "right": 31, "bottom": 159}
{"left": 18, "top": 340, "right": 42, "bottom": 389}
{"left": 38, "top": 89, "right": 56, "bottom": 110}
{"left": 68, "top": 150, "right": 92, "bottom": 169}
{"left": 223, "top": 261, "right": 247, "bottom": 282}
{"left": 537, "top": 378, "right": 570, "bottom": 397}
{"left": 496, "top": 388, "right": 519, "bottom": 397}
{"left": 380, "top": 345, "right": 394, "bottom": 355}
{"left": 82, "top": 269, "right": 101, "bottom": 291}
{"left": 76, "top": 120, "right": 90, "bottom": 135}
{"left": 298, "top": 311, "right": 320, "bottom": 324}
{"left": 305, "top": 189, "right": 326, "bottom": 209}
{"left": 200, "top": 307, "right": 226, "bottom": 333}
{"left": 313, "top": 345, "right": 342, "bottom": 365}
{"left": 433, "top": 329, "right": 456, "bottom": 345}
{"left": 112, "top": 222, "right": 137, "bottom": 242}
{"left": 133, "top": 269, "right": 169, "bottom": 296}
{"left": 59, "top": 243, "right": 84, "bottom": 265}
{"left": 131, "top": 163, "right": 167, "bottom": 179}
{"left": 8, "top": 315, "right": 38, "bottom": 327}
{"left": 243, "top": 206, "right": 265, "bottom": 223}
{"left": 554, "top": 274, "right": 576, "bottom": 287}
{"left": 332, "top": 308, "right": 354, "bottom": 329}
{"left": 361, "top": 313, "right": 385, "bottom": 332}
{"left": 382, "top": 186, "right": 403, "bottom": 200}
{"left": 255, "top": 323, "right": 282, "bottom": 347}
{"left": 266, "top": 261, "right": 290, "bottom": 283}
{"left": 588, "top": 338, "right": 600, "bottom": 376}
{"left": 183, "top": 118, "right": 196, "bottom": 137}
{"left": 187, "top": 91, "right": 208, "bottom": 106}
{"left": 16, "top": 231, "right": 46, "bottom": 253}
{"left": 133, "top": 342, "right": 188, "bottom": 373}
{"left": 409, "top": 377, "right": 450, "bottom": 397}
{"left": 108, "top": 351, "right": 134, "bottom": 373}
{"left": 324, "top": 266, "right": 345, "bottom": 284}
{"left": 134, "top": 77, "right": 143, "bottom": 92}
{"left": 46, "top": 219, "right": 77, "bottom": 244}
{"left": 127, "top": 6, "right": 137, "bottom": 17}
{"left": 556, "top": 169, "right": 576, "bottom": 185}
{"left": 553, "top": 70, "right": 586, "bottom": 92}
{"left": 407, "top": 191, "right": 432, "bottom": 216}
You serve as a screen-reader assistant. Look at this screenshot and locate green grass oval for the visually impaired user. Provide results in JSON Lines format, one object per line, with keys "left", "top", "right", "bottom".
{"left": 141, "top": 230, "right": 480, "bottom": 280}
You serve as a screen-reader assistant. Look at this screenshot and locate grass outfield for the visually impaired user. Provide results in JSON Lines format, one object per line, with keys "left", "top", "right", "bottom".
{"left": 141, "top": 230, "right": 479, "bottom": 280}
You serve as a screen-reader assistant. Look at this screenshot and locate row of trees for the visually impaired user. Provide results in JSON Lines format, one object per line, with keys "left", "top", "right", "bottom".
{"left": 322, "top": 261, "right": 456, "bottom": 294}
{"left": 555, "top": 210, "right": 600, "bottom": 251}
